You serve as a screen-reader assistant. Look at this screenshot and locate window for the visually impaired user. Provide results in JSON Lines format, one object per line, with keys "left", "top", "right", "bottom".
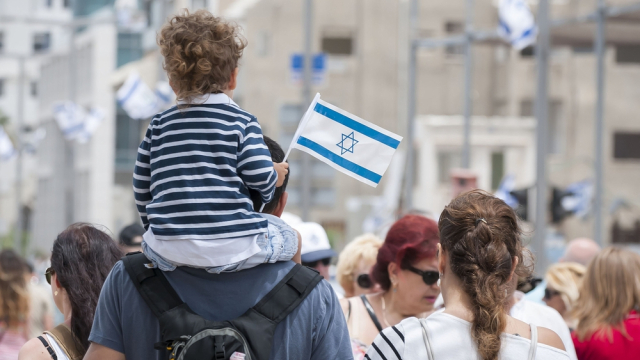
{"left": 491, "top": 152, "right": 505, "bottom": 190}
{"left": 115, "top": 104, "right": 146, "bottom": 172}
{"left": 614, "top": 132, "right": 640, "bottom": 159}
{"left": 33, "top": 32, "right": 51, "bottom": 52}
{"left": 64, "top": 0, "right": 71, "bottom": 7}
{"left": 437, "top": 151, "right": 461, "bottom": 184}
{"left": 520, "top": 46, "right": 535, "bottom": 58}
{"left": 444, "top": 21, "right": 464, "bottom": 56}
{"left": 30, "top": 81, "right": 37, "bottom": 97}
{"left": 616, "top": 45, "right": 640, "bottom": 64}
{"left": 117, "top": 32, "right": 143, "bottom": 67}
{"left": 321, "top": 36, "right": 353, "bottom": 56}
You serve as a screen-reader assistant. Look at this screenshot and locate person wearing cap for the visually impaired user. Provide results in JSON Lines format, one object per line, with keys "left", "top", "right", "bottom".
{"left": 118, "top": 223, "right": 145, "bottom": 254}
{"left": 291, "top": 222, "right": 337, "bottom": 280}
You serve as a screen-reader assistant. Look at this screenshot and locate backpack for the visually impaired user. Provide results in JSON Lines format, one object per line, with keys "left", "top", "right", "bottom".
{"left": 122, "top": 252, "right": 323, "bottom": 360}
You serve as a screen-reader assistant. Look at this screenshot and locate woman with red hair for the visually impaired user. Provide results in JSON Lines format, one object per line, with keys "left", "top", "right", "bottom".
{"left": 340, "top": 214, "right": 441, "bottom": 359}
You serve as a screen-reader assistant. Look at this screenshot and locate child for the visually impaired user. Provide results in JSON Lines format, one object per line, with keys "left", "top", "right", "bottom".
{"left": 133, "top": 10, "right": 299, "bottom": 273}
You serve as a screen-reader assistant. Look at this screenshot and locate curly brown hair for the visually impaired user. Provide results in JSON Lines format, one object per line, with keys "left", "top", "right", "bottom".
{"left": 158, "top": 10, "right": 247, "bottom": 103}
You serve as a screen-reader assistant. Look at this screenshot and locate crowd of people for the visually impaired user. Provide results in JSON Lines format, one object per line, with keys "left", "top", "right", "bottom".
{"left": 1, "top": 9, "right": 639, "bottom": 360}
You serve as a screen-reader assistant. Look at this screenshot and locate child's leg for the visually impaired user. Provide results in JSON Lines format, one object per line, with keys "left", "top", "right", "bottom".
{"left": 206, "top": 215, "right": 299, "bottom": 273}
{"left": 141, "top": 241, "right": 178, "bottom": 271}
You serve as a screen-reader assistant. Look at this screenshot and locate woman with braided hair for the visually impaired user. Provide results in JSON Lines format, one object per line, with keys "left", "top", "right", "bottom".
{"left": 366, "top": 190, "right": 569, "bottom": 360}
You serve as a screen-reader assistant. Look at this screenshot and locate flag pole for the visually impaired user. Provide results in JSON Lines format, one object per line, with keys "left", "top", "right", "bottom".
{"left": 283, "top": 93, "right": 321, "bottom": 162}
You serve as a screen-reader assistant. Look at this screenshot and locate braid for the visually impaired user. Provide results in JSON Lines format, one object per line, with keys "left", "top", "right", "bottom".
{"left": 439, "top": 190, "right": 531, "bottom": 360}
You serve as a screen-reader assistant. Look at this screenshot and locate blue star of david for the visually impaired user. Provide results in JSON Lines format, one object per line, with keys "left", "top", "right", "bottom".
{"left": 337, "top": 132, "right": 359, "bottom": 155}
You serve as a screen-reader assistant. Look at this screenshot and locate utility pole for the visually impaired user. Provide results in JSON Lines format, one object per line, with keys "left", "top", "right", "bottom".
{"left": 404, "top": 0, "right": 418, "bottom": 212}
{"left": 534, "top": 0, "right": 550, "bottom": 275}
{"left": 461, "top": 0, "right": 474, "bottom": 169}
{"left": 301, "top": 0, "right": 313, "bottom": 221}
{"left": 13, "top": 57, "right": 25, "bottom": 253}
{"left": 593, "top": 0, "right": 606, "bottom": 246}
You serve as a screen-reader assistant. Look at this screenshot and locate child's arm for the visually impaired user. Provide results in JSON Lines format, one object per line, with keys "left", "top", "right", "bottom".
{"left": 133, "top": 124, "right": 154, "bottom": 230}
{"left": 237, "top": 117, "right": 279, "bottom": 204}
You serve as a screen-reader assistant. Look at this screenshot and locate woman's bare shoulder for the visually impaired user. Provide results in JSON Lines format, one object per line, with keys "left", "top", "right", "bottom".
{"left": 537, "top": 326, "right": 566, "bottom": 351}
{"left": 18, "top": 337, "right": 54, "bottom": 360}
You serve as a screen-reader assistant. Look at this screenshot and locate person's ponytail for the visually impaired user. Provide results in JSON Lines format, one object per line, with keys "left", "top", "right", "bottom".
{"left": 438, "top": 190, "right": 530, "bottom": 360}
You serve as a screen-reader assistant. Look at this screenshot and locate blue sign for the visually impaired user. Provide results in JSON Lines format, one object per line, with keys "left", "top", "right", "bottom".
{"left": 290, "top": 53, "right": 326, "bottom": 86}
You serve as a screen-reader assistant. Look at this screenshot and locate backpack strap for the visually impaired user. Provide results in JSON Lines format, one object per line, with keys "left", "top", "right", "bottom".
{"left": 122, "top": 252, "right": 184, "bottom": 318}
{"left": 251, "top": 264, "right": 323, "bottom": 323}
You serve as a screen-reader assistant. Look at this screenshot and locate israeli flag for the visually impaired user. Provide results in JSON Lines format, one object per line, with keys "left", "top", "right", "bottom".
{"left": 562, "top": 180, "right": 593, "bottom": 219}
{"left": 285, "top": 94, "right": 402, "bottom": 187}
{"left": 494, "top": 173, "right": 518, "bottom": 208}
{"left": 0, "top": 126, "right": 15, "bottom": 161}
{"left": 498, "top": 0, "right": 537, "bottom": 50}
{"left": 53, "top": 101, "right": 87, "bottom": 140}
{"left": 117, "top": 72, "right": 172, "bottom": 120}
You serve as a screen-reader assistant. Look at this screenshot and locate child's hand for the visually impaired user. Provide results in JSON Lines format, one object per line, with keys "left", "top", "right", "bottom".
{"left": 274, "top": 162, "right": 289, "bottom": 187}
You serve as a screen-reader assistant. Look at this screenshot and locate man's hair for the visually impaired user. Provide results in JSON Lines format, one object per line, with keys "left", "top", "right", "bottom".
{"left": 158, "top": 10, "right": 247, "bottom": 102}
{"left": 119, "top": 223, "right": 145, "bottom": 246}
{"left": 250, "top": 136, "right": 289, "bottom": 214}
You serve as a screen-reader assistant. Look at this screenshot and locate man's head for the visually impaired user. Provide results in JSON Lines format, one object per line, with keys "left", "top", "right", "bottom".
{"left": 158, "top": 10, "right": 247, "bottom": 101}
{"left": 119, "top": 224, "right": 145, "bottom": 254}
{"left": 250, "top": 136, "right": 289, "bottom": 216}
{"left": 560, "top": 237, "right": 601, "bottom": 266}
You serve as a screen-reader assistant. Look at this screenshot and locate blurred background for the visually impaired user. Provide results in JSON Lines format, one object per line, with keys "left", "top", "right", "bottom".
{"left": 1, "top": 0, "right": 640, "bottom": 271}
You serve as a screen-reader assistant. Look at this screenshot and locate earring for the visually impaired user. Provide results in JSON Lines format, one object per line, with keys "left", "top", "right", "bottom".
{"left": 391, "top": 279, "right": 397, "bottom": 293}
{"left": 54, "top": 290, "right": 58, "bottom": 296}
{"left": 437, "top": 272, "right": 443, "bottom": 287}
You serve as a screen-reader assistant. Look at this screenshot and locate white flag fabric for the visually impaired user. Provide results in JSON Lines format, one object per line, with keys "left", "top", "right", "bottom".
{"left": 53, "top": 101, "right": 87, "bottom": 140}
{"left": 117, "top": 72, "right": 168, "bottom": 120}
{"left": 562, "top": 180, "right": 593, "bottom": 219}
{"left": 494, "top": 173, "right": 518, "bottom": 208}
{"left": 0, "top": 125, "right": 15, "bottom": 160}
{"left": 53, "top": 102, "right": 103, "bottom": 143}
{"left": 498, "top": 0, "right": 537, "bottom": 50}
{"left": 285, "top": 94, "right": 402, "bottom": 188}
{"left": 76, "top": 108, "right": 105, "bottom": 144}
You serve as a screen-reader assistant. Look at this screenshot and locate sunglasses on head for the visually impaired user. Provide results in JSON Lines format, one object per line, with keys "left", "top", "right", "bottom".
{"left": 406, "top": 265, "right": 439, "bottom": 286}
{"left": 302, "top": 257, "right": 331, "bottom": 268}
{"left": 356, "top": 274, "right": 373, "bottom": 289}
{"left": 544, "top": 288, "right": 560, "bottom": 300}
{"left": 45, "top": 267, "right": 54, "bottom": 285}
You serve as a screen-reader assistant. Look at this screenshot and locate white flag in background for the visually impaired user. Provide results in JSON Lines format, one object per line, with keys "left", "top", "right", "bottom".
{"left": 0, "top": 126, "right": 15, "bottom": 160}
{"left": 53, "top": 101, "right": 87, "bottom": 140}
{"left": 285, "top": 94, "right": 402, "bottom": 188}
{"left": 117, "top": 72, "right": 167, "bottom": 119}
{"left": 498, "top": 0, "right": 537, "bottom": 50}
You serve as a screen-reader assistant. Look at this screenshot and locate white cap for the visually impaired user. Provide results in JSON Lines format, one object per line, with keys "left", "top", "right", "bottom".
{"left": 288, "top": 221, "right": 337, "bottom": 263}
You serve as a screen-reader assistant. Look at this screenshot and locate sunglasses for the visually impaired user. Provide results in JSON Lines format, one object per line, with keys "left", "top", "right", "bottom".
{"left": 356, "top": 274, "right": 373, "bottom": 289}
{"left": 544, "top": 288, "right": 561, "bottom": 300}
{"left": 302, "top": 258, "right": 331, "bottom": 268}
{"left": 45, "top": 267, "right": 54, "bottom": 285}
{"left": 406, "top": 265, "right": 440, "bottom": 286}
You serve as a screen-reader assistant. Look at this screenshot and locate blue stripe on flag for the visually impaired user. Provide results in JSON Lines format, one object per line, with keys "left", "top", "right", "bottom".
{"left": 313, "top": 103, "right": 400, "bottom": 149}
{"left": 297, "top": 136, "right": 382, "bottom": 184}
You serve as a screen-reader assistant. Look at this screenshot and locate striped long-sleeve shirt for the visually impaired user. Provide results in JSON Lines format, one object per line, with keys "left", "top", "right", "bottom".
{"left": 133, "top": 93, "right": 277, "bottom": 242}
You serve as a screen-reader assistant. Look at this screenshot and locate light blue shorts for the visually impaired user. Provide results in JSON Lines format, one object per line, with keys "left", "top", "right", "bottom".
{"left": 142, "top": 213, "right": 298, "bottom": 274}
